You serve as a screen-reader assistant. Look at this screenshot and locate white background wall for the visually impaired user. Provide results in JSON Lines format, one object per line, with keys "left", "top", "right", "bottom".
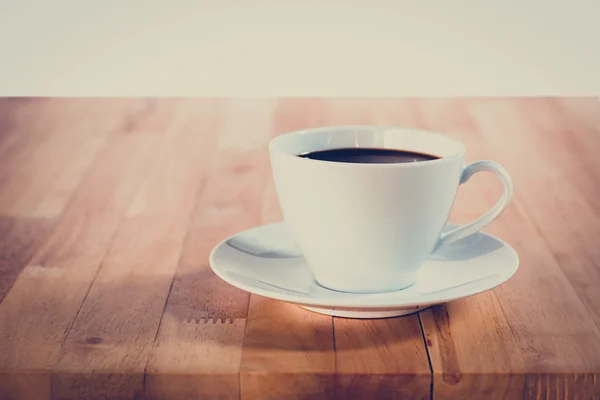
{"left": 1, "top": 0, "right": 599, "bottom": 95}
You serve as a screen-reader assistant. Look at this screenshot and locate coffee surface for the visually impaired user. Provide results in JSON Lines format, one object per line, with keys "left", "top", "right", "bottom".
{"left": 298, "top": 148, "right": 439, "bottom": 164}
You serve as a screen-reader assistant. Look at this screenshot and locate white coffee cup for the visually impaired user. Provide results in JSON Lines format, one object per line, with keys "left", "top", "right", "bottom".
{"left": 269, "top": 126, "right": 513, "bottom": 294}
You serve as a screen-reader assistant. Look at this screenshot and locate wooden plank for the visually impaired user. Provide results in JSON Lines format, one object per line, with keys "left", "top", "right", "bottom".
{"left": 415, "top": 98, "right": 600, "bottom": 399}
{"left": 468, "top": 98, "right": 600, "bottom": 329}
{"left": 0, "top": 132, "right": 159, "bottom": 400}
{"left": 0, "top": 99, "right": 115, "bottom": 400}
{"left": 504, "top": 99, "right": 600, "bottom": 334}
{"left": 0, "top": 134, "right": 157, "bottom": 398}
{"left": 0, "top": 217, "right": 56, "bottom": 304}
{"left": 412, "top": 101, "right": 529, "bottom": 400}
{"left": 237, "top": 98, "right": 343, "bottom": 400}
{"left": 0, "top": 102, "right": 57, "bottom": 212}
{"left": 50, "top": 217, "right": 186, "bottom": 400}
{"left": 0, "top": 217, "right": 56, "bottom": 400}
{"left": 241, "top": 297, "right": 335, "bottom": 400}
{"left": 335, "top": 316, "right": 431, "bottom": 400}
{"left": 146, "top": 98, "right": 276, "bottom": 400}
{"left": 244, "top": 103, "right": 337, "bottom": 400}
{"left": 51, "top": 100, "right": 222, "bottom": 400}
{"left": 0, "top": 100, "right": 145, "bottom": 301}
{"left": 126, "top": 99, "right": 223, "bottom": 219}
{"left": 5, "top": 135, "right": 105, "bottom": 218}
{"left": 146, "top": 321, "right": 247, "bottom": 400}
{"left": 468, "top": 98, "right": 600, "bottom": 399}
{"left": 0, "top": 99, "right": 148, "bottom": 218}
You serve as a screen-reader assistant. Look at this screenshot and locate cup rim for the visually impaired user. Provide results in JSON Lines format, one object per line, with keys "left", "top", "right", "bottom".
{"left": 269, "top": 125, "right": 466, "bottom": 168}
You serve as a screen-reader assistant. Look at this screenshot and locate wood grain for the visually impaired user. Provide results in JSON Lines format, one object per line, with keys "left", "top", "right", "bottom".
{"left": 0, "top": 217, "right": 57, "bottom": 400}
{"left": 335, "top": 316, "right": 431, "bottom": 400}
{"left": 415, "top": 98, "right": 600, "bottom": 399}
{"left": 241, "top": 296, "right": 335, "bottom": 400}
{"left": 146, "top": 98, "right": 276, "bottom": 400}
{"left": 0, "top": 103, "right": 161, "bottom": 399}
{"left": 0, "top": 99, "right": 140, "bottom": 218}
{"left": 0, "top": 217, "right": 56, "bottom": 304}
{"left": 0, "top": 135, "right": 159, "bottom": 365}
{"left": 506, "top": 99, "right": 600, "bottom": 328}
{"left": 1, "top": 98, "right": 600, "bottom": 399}
{"left": 52, "top": 100, "right": 227, "bottom": 400}
{"left": 237, "top": 99, "right": 335, "bottom": 400}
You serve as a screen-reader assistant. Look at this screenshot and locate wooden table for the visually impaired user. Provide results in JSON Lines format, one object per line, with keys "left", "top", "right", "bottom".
{"left": 1, "top": 98, "right": 599, "bottom": 400}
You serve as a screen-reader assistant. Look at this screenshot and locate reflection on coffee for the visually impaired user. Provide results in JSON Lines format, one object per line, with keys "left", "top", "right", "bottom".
{"left": 298, "top": 148, "right": 439, "bottom": 164}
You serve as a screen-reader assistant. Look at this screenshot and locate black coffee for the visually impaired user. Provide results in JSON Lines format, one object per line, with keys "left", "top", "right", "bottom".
{"left": 298, "top": 148, "right": 439, "bottom": 164}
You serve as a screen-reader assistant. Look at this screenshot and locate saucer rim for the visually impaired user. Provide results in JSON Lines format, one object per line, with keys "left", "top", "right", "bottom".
{"left": 209, "top": 222, "right": 520, "bottom": 309}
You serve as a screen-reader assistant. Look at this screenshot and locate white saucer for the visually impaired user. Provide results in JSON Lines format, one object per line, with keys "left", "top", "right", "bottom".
{"left": 209, "top": 222, "right": 519, "bottom": 319}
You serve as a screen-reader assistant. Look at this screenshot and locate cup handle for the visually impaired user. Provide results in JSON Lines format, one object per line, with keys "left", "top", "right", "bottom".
{"left": 436, "top": 160, "right": 513, "bottom": 249}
